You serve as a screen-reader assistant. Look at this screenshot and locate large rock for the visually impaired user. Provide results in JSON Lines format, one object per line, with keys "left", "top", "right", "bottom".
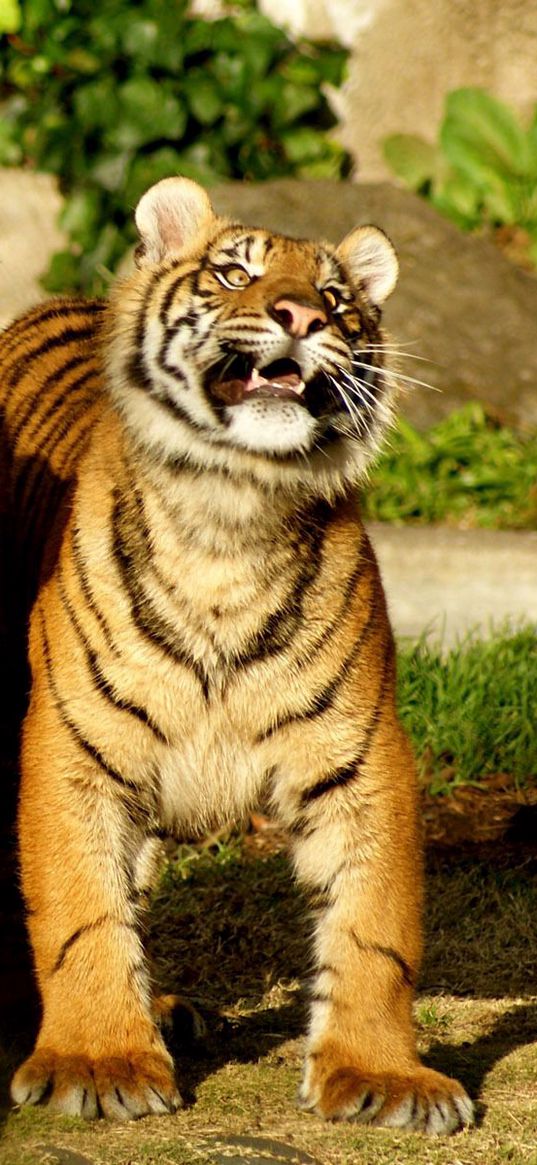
{"left": 212, "top": 180, "right": 537, "bottom": 431}
{"left": 1, "top": 168, "right": 536, "bottom": 431}
{"left": 0, "top": 168, "right": 66, "bottom": 327}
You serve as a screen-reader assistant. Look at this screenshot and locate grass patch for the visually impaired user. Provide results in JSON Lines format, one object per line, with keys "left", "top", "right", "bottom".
{"left": 362, "top": 403, "right": 537, "bottom": 528}
{"left": 397, "top": 625, "right": 537, "bottom": 792}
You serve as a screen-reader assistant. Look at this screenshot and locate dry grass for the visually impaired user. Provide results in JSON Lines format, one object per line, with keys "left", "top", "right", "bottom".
{"left": 1, "top": 835, "right": 536, "bottom": 1165}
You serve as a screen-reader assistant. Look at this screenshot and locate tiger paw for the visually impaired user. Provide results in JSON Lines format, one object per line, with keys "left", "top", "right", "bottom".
{"left": 11, "top": 1048, "right": 183, "bottom": 1120}
{"left": 299, "top": 1060, "right": 474, "bottom": 1135}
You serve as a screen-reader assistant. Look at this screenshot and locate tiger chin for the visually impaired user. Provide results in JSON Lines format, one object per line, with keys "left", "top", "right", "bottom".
{"left": 1, "top": 177, "right": 473, "bottom": 1132}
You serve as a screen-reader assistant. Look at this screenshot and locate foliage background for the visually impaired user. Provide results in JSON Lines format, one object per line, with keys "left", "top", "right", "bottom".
{"left": 383, "top": 87, "right": 537, "bottom": 266}
{"left": 0, "top": 0, "right": 349, "bottom": 292}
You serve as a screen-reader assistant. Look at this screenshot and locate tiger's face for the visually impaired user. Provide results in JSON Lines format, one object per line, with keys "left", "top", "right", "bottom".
{"left": 108, "top": 178, "right": 399, "bottom": 493}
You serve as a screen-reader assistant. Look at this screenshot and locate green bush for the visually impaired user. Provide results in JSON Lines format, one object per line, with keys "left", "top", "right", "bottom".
{"left": 362, "top": 403, "right": 537, "bottom": 529}
{"left": 0, "top": 0, "right": 350, "bottom": 293}
{"left": 383, "top": 88, "right": 537, "bottom": 265}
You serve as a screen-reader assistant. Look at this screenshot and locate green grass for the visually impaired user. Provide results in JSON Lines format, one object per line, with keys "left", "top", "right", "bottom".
{"left": 397, "top": 624, "right": 537, "bottom": 791}
{"left": 362, "top": 403, "right": 537, "bottom": 528}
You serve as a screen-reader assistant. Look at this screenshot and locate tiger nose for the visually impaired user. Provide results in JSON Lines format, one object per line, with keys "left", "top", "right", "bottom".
{"left": 272, "top": 298, "right": 327, "bottom": 338}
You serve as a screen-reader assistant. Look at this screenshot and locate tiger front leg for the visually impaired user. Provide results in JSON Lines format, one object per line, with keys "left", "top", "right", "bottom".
{"left": 11, "top": 687, "right": 180, "bottom": 1121}
{"left": 276, "top": 714, "right": 473, "bottom": 1135}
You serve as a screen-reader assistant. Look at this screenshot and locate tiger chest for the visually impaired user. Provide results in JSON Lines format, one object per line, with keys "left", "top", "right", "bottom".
{"left": 148, "top": 596, "right": 316, "bottom": 836}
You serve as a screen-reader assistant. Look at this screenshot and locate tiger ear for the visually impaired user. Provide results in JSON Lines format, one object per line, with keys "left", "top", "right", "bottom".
{"left": 336, "top": 225, "right": 398, "bottom": 306}
{"left": 134, "top": 177, "right": 215, "bottom": 266}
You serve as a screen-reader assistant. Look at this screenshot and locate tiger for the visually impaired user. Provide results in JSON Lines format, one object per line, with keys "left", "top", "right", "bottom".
{"left": 0, "top": 177, "right": 473, "bottom": 1131}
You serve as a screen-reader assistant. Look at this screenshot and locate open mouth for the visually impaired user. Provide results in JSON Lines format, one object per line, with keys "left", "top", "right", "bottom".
{"left": 207, "top": 354, "right": 308, "bottom": 407}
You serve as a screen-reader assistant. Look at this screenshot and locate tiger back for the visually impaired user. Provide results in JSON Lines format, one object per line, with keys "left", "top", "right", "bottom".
{"left": 1, "top": 177, "right": 472, "bottom": 1132}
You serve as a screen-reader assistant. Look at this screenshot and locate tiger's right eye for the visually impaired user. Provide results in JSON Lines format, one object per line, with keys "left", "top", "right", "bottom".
{"left": 215, "top": 265, "right": 252, "bottom": 290}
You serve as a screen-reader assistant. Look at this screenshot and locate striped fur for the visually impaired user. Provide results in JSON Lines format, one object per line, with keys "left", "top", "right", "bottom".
{"left": 1, "top": 179, "right": 472, "bottom": 1129}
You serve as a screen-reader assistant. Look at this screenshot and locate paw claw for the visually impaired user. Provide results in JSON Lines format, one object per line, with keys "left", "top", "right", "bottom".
{"left": 11, "top": 1049, "right": 182, "bottom": 1121}
{"left": 300, "top": 1057, "right": 474, "bottom": 1135}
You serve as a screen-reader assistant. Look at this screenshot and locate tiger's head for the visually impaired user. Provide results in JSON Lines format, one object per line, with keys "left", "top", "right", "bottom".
{"left": 107, "top": 177, "right": 399, "bottom": 497}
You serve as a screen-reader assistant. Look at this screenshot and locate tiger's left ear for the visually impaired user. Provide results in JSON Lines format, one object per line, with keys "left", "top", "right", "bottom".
{"left": 336, "top": 225, "right": 398, "bottom": 306}
{"left": 135, "top": 177, "right": 215, "bottom": 266}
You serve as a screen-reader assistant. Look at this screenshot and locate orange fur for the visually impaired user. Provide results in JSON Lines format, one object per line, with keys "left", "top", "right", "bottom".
{"left": 1, "top": 178, "right": 472, "bottom": 1130}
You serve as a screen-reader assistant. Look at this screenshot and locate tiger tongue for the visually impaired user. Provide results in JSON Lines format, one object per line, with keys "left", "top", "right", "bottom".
{"left": 244, "top": 367, "right": 305, "bottom": 395}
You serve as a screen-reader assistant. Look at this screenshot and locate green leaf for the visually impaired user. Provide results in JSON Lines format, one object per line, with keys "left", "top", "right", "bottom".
{"left": 313, "top": 45, "right": 348, "bottom": 86}
{"left": 183, "top": 73, "right": 223, "bottom": 126}
{"left": 442, "top": 88, "right": 534, "bottom": 178}
{"left": 74, "top": 76, "right": 119, "bottom": 130}
{"left": 0, "top": 0, "right": 21, "bottom": 34}
{"left": 383, "top": 133, "right": 438, "bottom": 189}
{"left": 272, "top": 81, "right": 319, "bottom": 127}
{"left": 0, "top": 117, "right": 23, "bottom": 164}
{"left": 42, "top": 248, "right": 82, "bottom": 293}
{"left": 59, "top": 187, "right": 102, "bottom": 246}
{"left": 64, "top": 47, "right": 100, "bottom": 74}
{"left": 440, "top": 137, "right": 522, "bottom": 224}
{"left": 110, "top": 78, "right": 186, "bottom": 149}
{"left": 431, "top": 172, "right": 482, "bottom": 229}
{"left": 89, "top": 150, "right": 131, "bottom": 192}
{"left": 281, "top": 125, "right": 327, "bottom": 163}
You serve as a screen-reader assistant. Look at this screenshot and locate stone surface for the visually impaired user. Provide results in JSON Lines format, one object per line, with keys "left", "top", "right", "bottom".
{"left": 0, "top": 168, "right": 66, "bottom": 327}
{"left": 367, "top": 522, "right": 537, "bottom": 646}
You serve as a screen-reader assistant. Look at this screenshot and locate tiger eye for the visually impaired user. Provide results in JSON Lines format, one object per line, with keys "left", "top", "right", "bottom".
{"left": 324, "top": 289, "right": 339, "bottom": 310}
{"left": 219, "top": 265, "right": 251, "bottom": 288}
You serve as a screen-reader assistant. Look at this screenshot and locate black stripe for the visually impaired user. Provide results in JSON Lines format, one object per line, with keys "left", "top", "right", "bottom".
{"left": 350, "top": 931, "right": 416, "bottom": 989}
{"left": 293, "top": 530, "right": 370, "bottom": 667}
{"left": 3, "top": 323, "right": 98, "bottom": 409}
{"left": 111, "top": 490, "right": 210, "bottom": 698}
{"left": 151, "top": 386, "right": 216, "bottom": 435}
{"left": 17, "top": 473, "right": 68, "bottom": 605}
{"left": 71, "top": 526, "right": 118, "bottom": 653}
{"left": 14, "top": 363, "right": 97, "bottom": 454}
{"left": 1, "top": 299, "right": 104, "bottom": 357}
{"left": 316, "top": 962, "right": 340, "bottom": 977}
{"left": 57, "top": 571, "right": 168, "bottom": 743}
{"left": 128, "top": 348, "right": 153, "bottom": 394}
{"left": 300, "top": 758, "right": 360, "bottom": 806}
{"left": 52, "top": 916, "right": 135, "bottom": 974}
{"left": 231, "top": 503, "right": 329, "bottom": 668}
{"left": 296, "top": 637, "right": 394, "bottom": 808}
{"left": 39, "top": 612, "right": 143, "bottom": 796}
{"left": 258, "top": 580, "right": 383, "bottom": 741}
{"left": 155, "top": 448, "right": 274, "bottom": 497}
{"left": 159, "top": 269, "right": 191, "bottom": 324}
{"left": 10, "top": 353, "right": 95, "bottom": 449}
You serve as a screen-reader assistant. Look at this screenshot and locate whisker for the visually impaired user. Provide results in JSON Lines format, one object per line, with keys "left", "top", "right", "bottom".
{"left": 357, "top": 347, "right": 437, "bottom": 365}
{"left": 383, "top": 368, "right": 441, "bottom": 393}
{"left": 328, "top": 374, "right": 368, "bottom": 438}
{"left": 336, "top": 366, "right": 380, "bottom": 411}
{"left": 347, "top": 357, "right": 440, "bottom": 395}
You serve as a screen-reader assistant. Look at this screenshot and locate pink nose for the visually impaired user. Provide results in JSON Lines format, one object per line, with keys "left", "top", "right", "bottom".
{"left": 273, "top": 298, "right": 327, "bottom": 338}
